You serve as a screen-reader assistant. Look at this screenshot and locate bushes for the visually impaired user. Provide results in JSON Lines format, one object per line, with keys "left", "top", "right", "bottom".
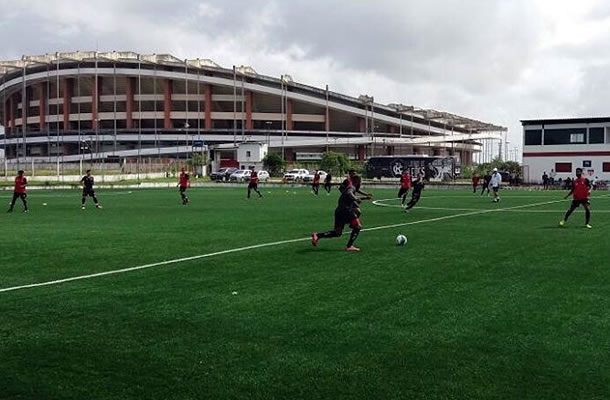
{"left": 263, "top": 153, "right": 286, "bottom": 177}
{"left": 319, "top": 151, "right": 352, "bottom": 176}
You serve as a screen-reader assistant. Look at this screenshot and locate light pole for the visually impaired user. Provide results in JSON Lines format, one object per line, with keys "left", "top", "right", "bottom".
{"left": 265, "top": 121, "right": 272, "bottom": 147}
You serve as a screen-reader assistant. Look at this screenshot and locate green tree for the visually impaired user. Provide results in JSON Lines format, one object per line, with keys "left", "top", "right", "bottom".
{"left": 263, "top": 153, "right": 286, "bottom": 177}
{"left": 319, "top": 151, "right": 351, "bottom": 176}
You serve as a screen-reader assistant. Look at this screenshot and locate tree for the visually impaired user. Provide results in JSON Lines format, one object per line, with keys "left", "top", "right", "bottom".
{"left": 320, "top": 151, "right": 351, "bottom": 176}
{"left": 263, "top": 153, "right": 286, "bottom": 177}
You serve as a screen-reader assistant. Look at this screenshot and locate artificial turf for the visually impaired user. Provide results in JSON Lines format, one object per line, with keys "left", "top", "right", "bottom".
{"left": 1, "top": 186, "right": 609, "bottom": 400}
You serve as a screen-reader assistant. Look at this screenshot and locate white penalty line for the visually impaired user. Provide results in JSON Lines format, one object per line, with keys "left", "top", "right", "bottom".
{"left": 0, "top": 197, "right": 574, "bottom": 294}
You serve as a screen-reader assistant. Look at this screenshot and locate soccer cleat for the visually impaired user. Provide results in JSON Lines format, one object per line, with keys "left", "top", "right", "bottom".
{"left": 585, "top": 224, "right": 592, "bottom": 229}
{"left": 345, "top": 246, "right": 360, "bottom": 252}
{"left": 96, "top": 205, "right": 103, "bottom": 209}
{"left": 81, "top": 206, "right": 86, "bottom": 210}
{"left": 559, "top": 220, "right": 565, "bottom": 227}
{"left": 311, "top": 233, "right": 319, "bottom": 247}
{"left": 23, "top": 210, "right": 29, "bottom": 213}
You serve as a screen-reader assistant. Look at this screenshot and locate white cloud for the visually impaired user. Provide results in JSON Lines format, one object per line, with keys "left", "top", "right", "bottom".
{"left": 1, "top": 0, "right": 610, "bottom": 152}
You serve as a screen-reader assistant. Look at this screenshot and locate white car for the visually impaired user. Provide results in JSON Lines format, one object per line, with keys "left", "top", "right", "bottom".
{"left": 303, "top": 170, "right": 328, "bottom": 182}
{"left": 283, "top": 169, "right": 309, "bottom": 182}
{"left": 229, "top": 169, "right": 252, "bottom": 182}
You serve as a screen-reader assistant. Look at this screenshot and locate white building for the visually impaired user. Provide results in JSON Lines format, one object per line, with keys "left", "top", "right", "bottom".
{"left": 236, "top": 143, "right": 268, "bottom": 170}
{"left": 521, "top": 117, "right": 610, "bottom": 183}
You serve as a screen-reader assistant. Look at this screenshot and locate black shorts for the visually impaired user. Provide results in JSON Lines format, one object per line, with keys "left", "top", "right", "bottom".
{"left": 12, "top": 192, "right": 27, "bottom": 201}
{"left": 571, "top": 199, "right": 590, "bottom": 207}
{"left": 179, "top": 186, "right": 187, "bottom": 193}
{"left": 82, "top": 188, "right": 95, "bottom": 197}
{"left": 334, "top": 207, "right": 360, "bottom": 229}
{"left": 492, "top": 186, "right": 500, "bottom": 193}
{"left": 248, "top": 183, "right": 258, "bottom": 190}
{"left": 398, "top": 187, "right": 409, "bottom": 197}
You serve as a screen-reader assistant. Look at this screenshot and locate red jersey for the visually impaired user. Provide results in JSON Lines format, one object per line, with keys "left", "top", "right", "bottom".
{"left": 250, "top": 171, "right": 259, "bottom": 184}
{"left": 400, "top": 173, "right": 411, "bottom": 189}
{"left": 472, "top": 176, "right": 480, "bottom": 186}
{"left": 313, "top": 173, "right": 321, "bottom": 184}
{"left": 572, "top": 177, "right": 590, "bottom": 200}
{"left": 14, "top": 176, "right": 27, "bottom": 194}
{"left": 179, "top": 172, "right": 190, "bottom": 188}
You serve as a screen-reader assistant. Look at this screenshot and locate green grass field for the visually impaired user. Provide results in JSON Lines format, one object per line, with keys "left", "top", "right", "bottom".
{"left": 1, "top": 186, "right": 609, "bottom": 400}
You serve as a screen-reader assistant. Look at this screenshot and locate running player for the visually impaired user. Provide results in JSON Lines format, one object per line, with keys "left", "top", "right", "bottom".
{"left": 7, "top": 170, "right": 28, "bottom": 213}
{"left": 397, "top": 170, "right": 411, "bottom": 205}
{"left": 312, "top": 175, "right": 369, "bottom": 252}
{"left": 490, "top": 168, "right": 502, "bottom": 202}
{"left": 472, "top": 174, "right": 480, "bottom": 193}
{"left": 480, "top": 172, "right": 491, "bottom": 196}
{"left": 312, "top": 170, "right": 321, "bottom": 196}
{"left": 559, "top": 168, "right": 592, "bottom": 229}
{"left": 404, "top": 175, "right": 424, "bottom": 212}
{"left": 247, "top": 168, "right": 263, "bottom": 199}
{"left": 178, "top": 167, "right": 190, "bottom": 205}
{"left": 80, "top": 169, "right": 102, "bottom": 209}
{"left": 323, "top": 172, "right": 333, "bottom": 194}
{"left": 340, "top": 169, "right": 373, "bottom": 198}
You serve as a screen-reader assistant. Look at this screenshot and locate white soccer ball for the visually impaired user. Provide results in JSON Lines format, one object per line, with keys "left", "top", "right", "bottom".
{"left": 396, "top": 234, "right": 408, "bottom": 246}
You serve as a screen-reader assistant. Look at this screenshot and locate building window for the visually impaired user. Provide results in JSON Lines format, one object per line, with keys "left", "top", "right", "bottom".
{"left": 555, "top": 162, "right": 572, "bottom": 173}
{"left": 246, "top": 151, "right": 251, "bottom": 157}
{"left": 570, "top": 133, "right": 585, "bottom": 143}
{"left": 524, "top": 129, "right": 542, "bottom": 145}
{"left": 544, "top": 128, "right": 586, "bottom": 145}
{"left": 589, "top": 127, "right": 605, "bottom": 144}
{"left": 603, "top": 162, "right": 610, "bottom": 172}
{"left": 583, "top": 160, "right": 592, "bottom": 168}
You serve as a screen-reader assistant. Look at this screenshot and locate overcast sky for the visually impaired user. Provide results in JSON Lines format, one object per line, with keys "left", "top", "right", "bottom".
{"left": 2, "top": 0, "right": 610, "bottom": 150}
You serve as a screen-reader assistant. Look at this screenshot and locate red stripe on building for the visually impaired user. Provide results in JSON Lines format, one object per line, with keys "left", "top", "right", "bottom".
{"left": 204, "top": 84, "right": 212, "bottom": 130}
{"left": 163, "top": 79, "right": 172, "bottom": 129}
{"left": 523, "top": 151, "right": 610, "bottom": 157}
{"left": 38, "top": 83, "right": 46, "bottom": 131}
{"left": 126, "top": 77, "right": 135, "bottom": 129}
{"left": 63, "top": 78, "right": 72, "bottom": 129}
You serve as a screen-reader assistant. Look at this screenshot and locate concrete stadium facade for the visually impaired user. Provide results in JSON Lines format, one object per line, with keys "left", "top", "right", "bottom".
{"left": 0, "top": 51, "right": 506, "bottom": 166}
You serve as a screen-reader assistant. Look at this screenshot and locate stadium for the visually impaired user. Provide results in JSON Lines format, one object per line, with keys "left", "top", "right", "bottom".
{"left": 0, "top": 51, "right": 506, "bottom": 169}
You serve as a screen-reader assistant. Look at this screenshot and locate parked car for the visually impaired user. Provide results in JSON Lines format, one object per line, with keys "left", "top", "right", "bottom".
{"left": 302, "top": 170, "right": 328, "bottom": 182}
{"left": 283, "top": 169, "right": 309, "bottom": 182}
{"left": 229, "top": 169, "right": 252, "bottom": 182}
{"left": 211, "top": 167, "right": 238, "bottom": 181}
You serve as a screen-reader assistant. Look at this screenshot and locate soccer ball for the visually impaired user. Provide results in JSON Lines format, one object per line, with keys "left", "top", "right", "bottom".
{"left": 396, "top": 234, "right": 408, "bottom": 246}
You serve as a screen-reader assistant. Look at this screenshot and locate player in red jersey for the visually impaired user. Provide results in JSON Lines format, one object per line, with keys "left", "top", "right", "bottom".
{"left": 471, "top": 174, "right": 480, "bottom": 193}
{"left": 312, "top": 170, "right": 321, "bottom": 196}
{"left": 559, "top": 168, "right": 592, "bottom": 228}
{"left": 178, "top": 167, "right": 190, "bottom": 205}
{"left": 397, "top": 170, "right": 411, "bottom": 205}
{"left": 7, "top": 170, "right": 28, "bottom": 213}
{"left": 247, "top": 168, "right": 263, "bottom": 199}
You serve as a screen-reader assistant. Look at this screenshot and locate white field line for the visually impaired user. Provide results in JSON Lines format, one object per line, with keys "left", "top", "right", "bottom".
{"left": 373, "top": 203, "right": 610, "bottom": 213}
{"left": 0, "top": 197, "right": 574, "bottom": 294}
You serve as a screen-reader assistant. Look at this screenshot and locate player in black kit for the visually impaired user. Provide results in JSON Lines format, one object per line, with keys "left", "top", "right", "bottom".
{"left": 323, "top": 173, "right": 333, "bottom": 194}
{"left": 404, "top": 176, "right": 424, "bottom": 212}
{"left": 81, "top": 170, "right": 102, "bottom": 209}
{"left": 311, "top": 175, "right": 371, "bottom": 252}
